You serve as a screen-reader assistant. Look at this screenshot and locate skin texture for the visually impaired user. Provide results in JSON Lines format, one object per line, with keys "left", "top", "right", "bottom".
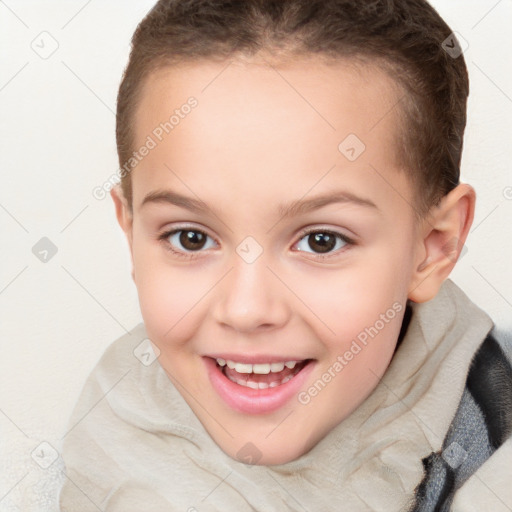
{"left": 111, "top": 56, "right": 475, "bottom": 465}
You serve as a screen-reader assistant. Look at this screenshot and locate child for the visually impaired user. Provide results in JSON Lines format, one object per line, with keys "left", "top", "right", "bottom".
{"left": 59, "top": 0, "right": 512, "bottom": 510}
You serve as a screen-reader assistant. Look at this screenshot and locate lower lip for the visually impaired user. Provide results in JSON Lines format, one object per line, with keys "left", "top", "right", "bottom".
{"left": 204, "top": 357, "right": 316, "bottom": 414}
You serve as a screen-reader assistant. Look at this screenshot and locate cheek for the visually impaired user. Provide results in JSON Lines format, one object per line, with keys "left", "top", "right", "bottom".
{"left": 297, "top": 253, "right": 408, "bottom": 337}
{"left": 301, "top": 268, "right": 405, "bottom": 407}
{"left": 292, "top": 244, "right": 410, "bottom": 383}
{"left": 131, "top": 241, "right": 206, "bottom": 349}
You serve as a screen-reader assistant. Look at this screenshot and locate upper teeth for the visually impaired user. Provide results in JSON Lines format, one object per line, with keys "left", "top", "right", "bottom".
{"left": 216, "top": 358, "right": 299, "bottom": 374}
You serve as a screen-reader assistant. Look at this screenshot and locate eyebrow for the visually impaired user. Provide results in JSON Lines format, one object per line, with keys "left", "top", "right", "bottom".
{"left": 140, "top": 189, "right": 379, "bottom": 217}
{"left": 277, "top": 191, "right": 379, "bottom": 219}
{"left": 141, "top": 190, "right": 209, "bottom": 213}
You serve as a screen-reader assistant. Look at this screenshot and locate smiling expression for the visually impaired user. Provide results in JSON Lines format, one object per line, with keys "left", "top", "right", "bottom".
{"left": 115, "top": 55, "right": 427, "bottom": 465}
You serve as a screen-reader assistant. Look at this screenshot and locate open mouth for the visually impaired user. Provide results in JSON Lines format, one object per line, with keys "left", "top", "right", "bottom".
{"left": 204, "top": 356, "right": 316, "bottom": 414}
{"left": 216, "top": 357, "right": 312, "bottom": 389}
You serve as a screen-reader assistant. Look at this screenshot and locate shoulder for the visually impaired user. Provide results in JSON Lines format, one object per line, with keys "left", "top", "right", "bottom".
{"left": 64, "top": 323, "right": 165, "bottom": 433}
{"left": 81, "top": 322, "right": 162, "bottom": 398}
{"left": 65, "top": 322, "right": 202, "bottom": 436}
{"left": 95, "top": 323, "right": 151, "bottom": 375}
{"left": 411, "top": 330, "right": 512, "bottom": 511}
{"left": 465, "top": 332, "right": 512, "bottom": 448}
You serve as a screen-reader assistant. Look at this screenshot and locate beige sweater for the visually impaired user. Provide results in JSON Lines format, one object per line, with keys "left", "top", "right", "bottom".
{"left": 59, "top": 280, "right": 512, "bottom": 511}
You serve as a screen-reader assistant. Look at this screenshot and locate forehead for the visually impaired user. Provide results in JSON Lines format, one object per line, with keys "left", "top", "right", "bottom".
{"left": 131, "top": 56, "right": 409, "bottom": 216}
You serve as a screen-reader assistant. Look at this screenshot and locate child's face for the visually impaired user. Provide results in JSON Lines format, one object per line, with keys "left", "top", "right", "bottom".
{"left": 119, "top": 56, "right": 426, "bottom": 465}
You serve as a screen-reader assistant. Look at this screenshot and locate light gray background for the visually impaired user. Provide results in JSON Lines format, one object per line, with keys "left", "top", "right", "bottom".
{"left": 1, "top": 1, "right": 511, "bottom": 510}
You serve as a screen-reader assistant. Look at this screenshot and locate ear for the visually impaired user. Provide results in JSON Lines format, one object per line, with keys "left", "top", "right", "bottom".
{"left": 408, "top": 183, "right": 475, "bottom": 303}
{"left": 110, "top": 186, "right": 135, "bottom": 281}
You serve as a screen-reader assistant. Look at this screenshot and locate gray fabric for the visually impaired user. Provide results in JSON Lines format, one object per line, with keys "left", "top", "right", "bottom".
{"left": 411, "top": 332, "right": 512, "bottom": 511}
{"left": 445, "top": 389, "right": 494, "bottom": 487}
{"left": 412, "top": 389, "right": 494, "bottom": 512}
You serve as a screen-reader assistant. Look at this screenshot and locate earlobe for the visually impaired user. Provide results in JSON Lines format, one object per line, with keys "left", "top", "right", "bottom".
{"left": 408, "top": 183, "right": 475, "bottom": 303}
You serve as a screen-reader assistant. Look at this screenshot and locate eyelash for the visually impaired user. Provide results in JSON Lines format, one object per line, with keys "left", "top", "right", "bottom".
{"left": 157, "top": 225, "right": 217, "bottom": 260}
{"left": 295, "top": 227, "right": 355, "bottom": 260}
{"left": 157, "top": 226, "right": 355, "bottom": 260}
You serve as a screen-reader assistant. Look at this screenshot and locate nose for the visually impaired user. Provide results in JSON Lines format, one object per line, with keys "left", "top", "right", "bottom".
{"left": 211, "top": 254, "right": 291, "bottom": 334}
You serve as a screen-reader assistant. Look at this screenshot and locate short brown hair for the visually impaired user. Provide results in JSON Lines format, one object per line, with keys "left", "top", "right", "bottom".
{"left": 116, "top": 0, "right": 469, "bottom": 214}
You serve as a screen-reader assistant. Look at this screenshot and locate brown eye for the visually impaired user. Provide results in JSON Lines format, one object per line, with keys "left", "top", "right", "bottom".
{"left": 307, "top": 233, "right": 336, "bottom": 253}
{"left": 163, "top": 229, "right": 216, "bottom": 253}
{"left": 179, "top": 230, "right": 207, "bottom": 250}
{"left": 296, "top": 230, "right": 349, "bottom": 255}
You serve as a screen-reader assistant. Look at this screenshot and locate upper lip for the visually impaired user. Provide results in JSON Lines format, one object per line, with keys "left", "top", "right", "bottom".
{"left": 204, "top": 354, "right": 312, "bottom": 364}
